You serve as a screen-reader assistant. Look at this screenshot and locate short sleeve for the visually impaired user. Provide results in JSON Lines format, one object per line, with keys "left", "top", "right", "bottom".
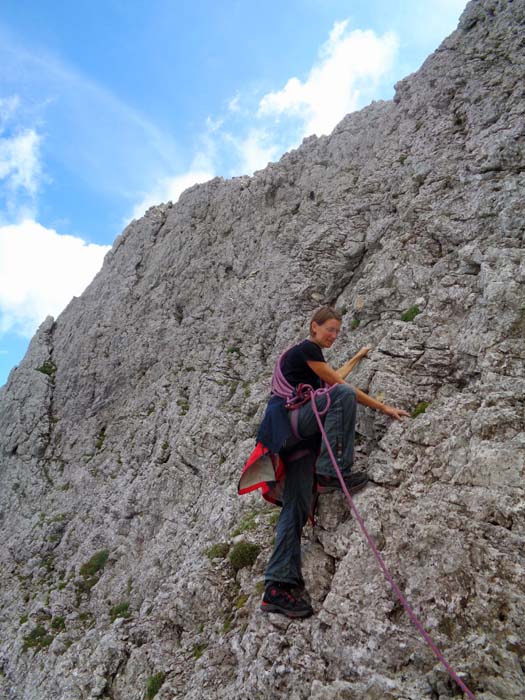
{"left": 299, "top": 340, "right": 325, "bottom": 364}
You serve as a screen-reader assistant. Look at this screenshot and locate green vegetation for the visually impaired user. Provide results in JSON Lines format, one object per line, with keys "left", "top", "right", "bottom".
{"left": 227, "top": 346, "right": 241, "bottom": 356}
{"left": 22, "top": 624, "right": 53, "bottom": 652}
{"left": 35, "top": 360, "right": 57, "bottom": 377}
{"left": 75, "top": 576, "right": 99, "bottom": 598}
{"left": 351, "top": 318, "right": 361, "bottom": 330}
{"left": 41, "top": 554, "right": 55, "bottom": 575}
{"left": 412, "top": 401, "right": 430, "bottom": 418}
{"left": 80, "top": 549, "right": 109, "bottom": 578}
{"left": 76, "top": 549, "right": 110, "bottom": 602}
{"left": 19, "top": 614, "right": 29, "bottom": 625}
{"left": 192, "top": 643, "right": 207, "bottom": 660}
{"left": 222, "top": 618, "right": 232, "bottom": 633}
{"left": 51, "top": 616, "right": 66, "bottom": 632}
{"left": 95, "top": 427, "right": 106, "bottom": 450}
{"left": 228, "top": 541, "right": 260, "bottom": 572}
{"left": 78, "top": 612, "right": 95, "bottom": 627}
{"left": 145, "top": 672, "right": 166, "bottom": 700}
{"left": 401, "top": 305, "right": 421, "bottom": 322}
{"left": 268, "top": 510, "right": 280, "bottom": 527}
{"left": 205, "top": 542, "right": 230, "bottom": 560}
{"left": 231, "top": 511, "right": 258, "bottom": 537}
{"left": 235, "top": 594, "right": 248, "bottom": 609}
{"left": 177, "top": 398, "right": 190, "bottom": 415}
{"left": 109, "top": 602, "right": 130, "bottom": 622}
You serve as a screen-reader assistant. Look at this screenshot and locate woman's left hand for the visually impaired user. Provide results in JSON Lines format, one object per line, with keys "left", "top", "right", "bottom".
{"left": 383, "top": 405, "right": 411, "bottom": 421}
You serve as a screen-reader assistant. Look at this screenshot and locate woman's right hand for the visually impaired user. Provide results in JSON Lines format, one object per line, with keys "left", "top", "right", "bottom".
{"left": 356, "top": 346, "right": 371, "bottom": 359}
{"left": 383, "top": 405, "right": 411, "bottom": 421}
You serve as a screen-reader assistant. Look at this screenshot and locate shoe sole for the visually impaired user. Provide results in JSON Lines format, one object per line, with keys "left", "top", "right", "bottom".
{"left": 260, "top": 602, "right": 313, "bottom": 618}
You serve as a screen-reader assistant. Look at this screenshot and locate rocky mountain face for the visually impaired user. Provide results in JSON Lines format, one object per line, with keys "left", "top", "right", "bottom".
{"left": 1, "top": 1, "right": 524, "bottom": 699}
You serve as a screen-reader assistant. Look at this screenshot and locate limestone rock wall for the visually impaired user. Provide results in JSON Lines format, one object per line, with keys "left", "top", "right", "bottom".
{"left": 0, "top": 1, "right": 524, "bottom": 699}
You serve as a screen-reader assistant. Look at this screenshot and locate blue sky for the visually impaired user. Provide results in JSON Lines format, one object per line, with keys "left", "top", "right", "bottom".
{"left": 0, "top": 0, "right": 467, "bottom": 386}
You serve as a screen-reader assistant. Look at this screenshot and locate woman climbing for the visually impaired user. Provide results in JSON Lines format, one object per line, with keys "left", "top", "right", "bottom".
{"left": 238, "top": 306, "right": 410, "bottom": 618}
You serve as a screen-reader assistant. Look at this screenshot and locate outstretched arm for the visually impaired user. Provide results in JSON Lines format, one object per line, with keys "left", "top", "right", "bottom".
{"left": 349, "top": 385, "right": 411, "bottom": 421}
{"left": 307, "top": 358, "right": 411, "bottom": 422}
{"left": 336, "top": 346, "right": 371, "bottom": 379}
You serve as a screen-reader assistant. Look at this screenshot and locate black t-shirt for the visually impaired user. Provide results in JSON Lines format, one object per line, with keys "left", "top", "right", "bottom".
{"left": 281, "top": 339, "right": 325, "bottom": 390}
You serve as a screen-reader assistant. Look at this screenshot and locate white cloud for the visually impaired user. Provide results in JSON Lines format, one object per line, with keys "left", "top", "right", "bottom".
{"left": 130, "top": 169, "right": 214, "bottom": 221}
{"left": 0, "top": 220, "right": 110, "bottom": 336}
{"left": 259, "top": 20, "right": 399, "bottom": 137}
{"left": 0, "top": 96, "right": 42, "bottom": 216}
{"left": 0, "top": 96, "right": 21, "bottom": 125}
{"left": 0, "top": 128, "right": 41, "bottom": 195}
{"left": 206, "top": 115, "right": 223, "bottom": 132}
{"left": 226, "top": 129, "right": 280, "bottom": 176}
{"left": 228, "top": 94, "right": 241, "bottom": 113}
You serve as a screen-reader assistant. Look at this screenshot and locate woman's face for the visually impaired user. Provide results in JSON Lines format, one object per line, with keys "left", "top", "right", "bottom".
{"left": 311, "top": 318, "right": 341, "bottom": 348}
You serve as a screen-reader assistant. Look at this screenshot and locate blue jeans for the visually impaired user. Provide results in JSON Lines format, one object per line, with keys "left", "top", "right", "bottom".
{"left": 264, "top": 384, "right": 357, "bottom": 586}
{"left": 264, "top": 447, "right": 316, "bottom": 587}
{"left": 291, "top": 384, "right": 357, "bottom": 477}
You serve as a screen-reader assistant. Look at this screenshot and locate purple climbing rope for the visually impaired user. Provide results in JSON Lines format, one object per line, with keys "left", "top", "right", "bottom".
{"left": 309, "top": 387, "right": 477, "bottom": 700}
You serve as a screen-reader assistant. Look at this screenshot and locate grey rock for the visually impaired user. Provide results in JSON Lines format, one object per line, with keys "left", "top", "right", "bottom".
{"left": 1, "top": 1, "right": 525, "bottom": 699}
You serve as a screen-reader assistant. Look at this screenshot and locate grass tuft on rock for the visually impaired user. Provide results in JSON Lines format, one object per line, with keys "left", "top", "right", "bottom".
{"left": 228, "top": 541, "right": 260, "bottom": 572}
{"left": 51, "top": 616, "right": 66, "bottom": 632}
{"left": 401, "top": 305, "right": 421, "bottom": 322}
{"left": 110, "top": 602, "right": 130, "bottom": 622}
{"left": 35, "top": 360, "right": 57, "bottom": 377}
{"left": 145, "top": 672, "right": 166, "bottom": 699}
{"left": 205, "top": 542, "right": 230, "bottom": 560}
{"left": 235, "top": 593, "right": 249, "bottom": 609}
{"left": 192, "top": 642, "right": 207, "bottom": 660}
{"left": 22, "top": 624, "right": 53, "bottom": 652}
{"left": 80, "top": 549, "right": 109, "bottom": 577}
{"left": 412, "top": 401, "right": 430, "bottom": 418}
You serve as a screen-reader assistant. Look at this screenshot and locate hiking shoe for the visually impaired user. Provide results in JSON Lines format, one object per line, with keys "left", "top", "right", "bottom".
{"left": 261, "top": 584, "right": 313, "bottom": 619}
{"left": 316, "top": 471, "right": 368, "bottom": 494}
{"left": 291, "top": 583, "right": 311, "bottom": 606}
